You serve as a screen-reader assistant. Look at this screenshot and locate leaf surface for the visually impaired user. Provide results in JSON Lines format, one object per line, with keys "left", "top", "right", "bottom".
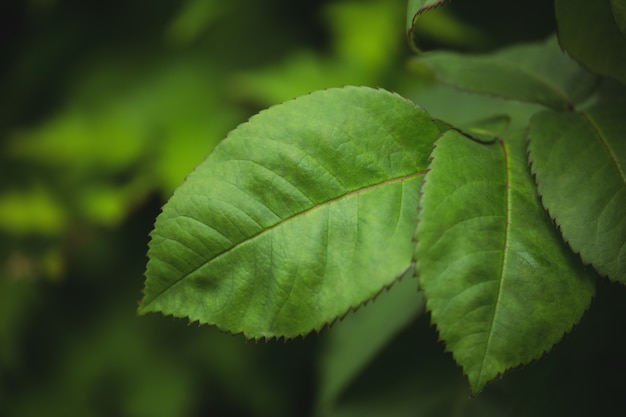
{"left": 140, "top": 86, "right": 445, "bottom": 339}
{"left": 415, "top": 37, "right": 597, "bottom": 110}
{"left": 528, "top": 102, "right": 626, "bottom": 283}
{"left": 403, "top": 78, "right": 544, "bottom": 136}
{"left": 416, "top": 130, "right": 596, "bottom": 392}
{"left": 556, "top": 0, "right": 626, "bottom": 85}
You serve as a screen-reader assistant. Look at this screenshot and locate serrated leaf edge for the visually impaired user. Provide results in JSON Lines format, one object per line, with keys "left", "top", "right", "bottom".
{"left": 525, "top": 121, "right": 609, "bottom": 281}
{"left": 139, "top": 265, "right": 417, "bottom": 342}
{"left": 414, "top": 132, "right": 596, "bottom": 393}
{"left": 140, "top": 86, "right": 429, "bottom": 340}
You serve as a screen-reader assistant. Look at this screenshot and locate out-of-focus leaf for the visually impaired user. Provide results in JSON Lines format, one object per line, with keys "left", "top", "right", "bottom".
{"left": 322, "top": 312, "right": 510, "bottom": 417}
{"left": 232, "top": 53, "right": 363, "bottom": 106}
{"left": 406, "top": 0, "right": 447, "bottom": 51}
{"left": 611, "top": 0, "right": 626, "bottom": 36}
{"left": 233, "top": 0, "right": 403, "bottom": 107}
{"left": 7, "top": 58, "right": 242, "bottom": 231}
{"left": 556, "top": 0, "right": 626, "bottom": 85}
{"left": 528, "top": 101, "right": 626, "bottom": 283}
{"left": 68, "top": 59, "right": 243, "bottom": 195}
{"left": 402, "top": 77, "right": 543, "bottom": 135}
{"left": 165, "top": 0, "right": 230, "bottom": 45}
{"left": 416, "top": 129, "right": 596, "bottom": 392}
{"left": 407, "top": 1, "right": 490, "bottom": 52}
{"left": 415, "top": 36, "right": 597, "bottom": 110}
{"left": 0, "top": 188, "right": 67, "bottom": 236}
{"left": 316, "top": 273, "right": 424, "bottom": 414}
{"left": 140, "top": 86, "right": 447, "bottom": 339}
{"left": 325, "top": 0, "right": 402, "bottom": 73}
{"left": 76, "top": 181, "right": 151, "bottom": 227}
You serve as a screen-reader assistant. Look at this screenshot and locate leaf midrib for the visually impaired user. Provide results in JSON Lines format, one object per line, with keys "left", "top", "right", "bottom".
{"left": 582, "top": 110, "right": 626, "bottom": 185}
{"left": 476, "top": 139, "right": 511, "bottom": 388}
{"left": 144, "top": 171, "right": 426, "bottom": 307}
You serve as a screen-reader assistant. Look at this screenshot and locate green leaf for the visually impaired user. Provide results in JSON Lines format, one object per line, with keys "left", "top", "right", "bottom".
{"left": 406, "top": 0, "right": 447, "bottom": 51}
{"left": 316, "top": 273, "right": 424, "bottom": 414}
{"left": 556, "top": 0, "right": 626, "bottom": 85}
{"left": 140, "top": 86, "right": 446, "bottom": 339}
{"left": 415, "top": 36, "right": 598, "bottom": 110}
{"left": 528, "top": 102, "right": 626, "bottom": 283}
{"left": 402, "top": 78, "right": 544, "bottom": 135}
{"left": 416, "top": 129, "right": 596, "bottom": 393}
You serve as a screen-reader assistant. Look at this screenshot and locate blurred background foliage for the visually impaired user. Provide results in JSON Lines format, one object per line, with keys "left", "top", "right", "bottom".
{"left": 2, "top": 0, "right": 625, "bottom": 416}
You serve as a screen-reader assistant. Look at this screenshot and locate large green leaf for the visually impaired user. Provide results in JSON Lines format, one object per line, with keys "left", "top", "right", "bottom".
{"left": 416, "top": 129, "right": 596, "bottom": 393}
{"left": 415, "top": 36, "right": 597, "bottom": 110}
{"left": 528, "top": 102, "right": 626, "bottom": 283}
{"left": 556, "top": 0, "right": 626, "bottom": 85}
{"left": 140, "top": 86, "right": 446, "bottom": 339}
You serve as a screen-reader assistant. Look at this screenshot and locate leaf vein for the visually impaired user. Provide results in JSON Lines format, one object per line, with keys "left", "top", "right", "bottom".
{"left": 477, "top": 140, "right": 510, "bottom": 386}
{"left": 144, "top": 171, "right": 426, "bottom": 306}
{"left": 582, "top": 111, "right": 626, "bottom": 185}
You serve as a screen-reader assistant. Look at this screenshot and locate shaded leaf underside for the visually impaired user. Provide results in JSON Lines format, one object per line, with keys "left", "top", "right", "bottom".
{"left": 416, "top": 36, "right": 598, "bottom": 110}
{"left": 556, "top": 0, "right": 626, "bottom": 85}
{"left": 141, "top": 86, "right": 445, "bottom": 339}
{"left": 416, "top": 130, "right": 596, "bottom": 392}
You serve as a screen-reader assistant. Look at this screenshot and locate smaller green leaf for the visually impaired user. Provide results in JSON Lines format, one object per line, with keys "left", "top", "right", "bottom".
{"left": 416, "top": 36, "right": 597, "bottom": 110}
{"left": 406, "top": 0, "right": 447, "bottom": 51}
{"left": 528, "top": 101, "right": 626, "bottom": 283}
{"left": 403, "top": 79, "right": 544, "bottom": 136}
{"left": 416, "top": 130, "right": 596, "bottom": 393}
{"left": 556, "top": 0, "right": 626, "bottom": 85}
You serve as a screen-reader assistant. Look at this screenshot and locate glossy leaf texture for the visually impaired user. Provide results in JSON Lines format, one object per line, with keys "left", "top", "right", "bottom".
{"left": 140, "top": 86, "right": 446, "bottom": 339}
{"left": 528, "top": 101, "right": 626, "bottom": 283}
{"left": 556, "top": 0, "right": 626, "bottom": 85}
{"left": 416, "top": 129, "right": 596, "bottom": 393}
{"left": 414, "top": 36, "right": 597, "bottom": 110}
{"left": 406, "top": 0, "right": 447, "bottom": 51}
